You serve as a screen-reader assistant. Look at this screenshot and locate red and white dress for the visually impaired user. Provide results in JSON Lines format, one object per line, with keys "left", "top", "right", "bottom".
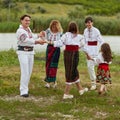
{"left": 93, "top": 52, "right": 112, "bottom": 84}
{"left": 44, "top": 28, "right": 62, "bottom": 83}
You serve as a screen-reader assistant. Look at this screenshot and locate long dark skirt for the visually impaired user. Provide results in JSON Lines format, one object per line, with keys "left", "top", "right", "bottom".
{"left": 96, "top": 63, "right": 112, "bottom": 84}
{"left": 45, "top": 45, "right": 60, "bottom": 83}
{"left": 64, "top": 50, "right": 79, "bottom": 83}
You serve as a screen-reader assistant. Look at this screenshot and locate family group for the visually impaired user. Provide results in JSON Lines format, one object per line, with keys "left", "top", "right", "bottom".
{"left": 16, "top": 14, "right": 112, "bottom": 99}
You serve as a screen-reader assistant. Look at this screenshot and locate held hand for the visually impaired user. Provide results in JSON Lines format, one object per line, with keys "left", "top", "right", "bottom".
{"left": 35, "top": 39, "right": 47, "bottom": 45}
{"left": 38, "top": 31, "right": 45, "bottom": 38}
{"left": 45, "top": 40, "right": 50, "bottom": 44}
{"left": 86, "top": 55, "right": 92, "bottom": 60}
{"left": 85, "top": 52, "right": 92, "bottom": 60}
{"left": 38, "top": 39, "right": 47, "bottom": 45}
{"left": 45, "top": 40, "right": 54, "bottom": 45}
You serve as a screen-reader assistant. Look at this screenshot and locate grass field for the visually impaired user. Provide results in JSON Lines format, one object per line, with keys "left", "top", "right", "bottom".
{"left": 0, "top": 49, "right": 120, "bottom": 120}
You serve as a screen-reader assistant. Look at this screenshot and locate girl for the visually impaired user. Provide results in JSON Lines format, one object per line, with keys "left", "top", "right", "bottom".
{"left": 47, "top": 21, "right": 88, "bottom": 99}
{"left": 89, "top": 43, "right": 112, "bottom": 94}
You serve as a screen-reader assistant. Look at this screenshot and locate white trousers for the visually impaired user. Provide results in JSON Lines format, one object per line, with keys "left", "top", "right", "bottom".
{"left": 18, "top": 53, "right": 34, "bottom": 95}
{"left": 87, "top": 59, "right": 96, "bottom": 85}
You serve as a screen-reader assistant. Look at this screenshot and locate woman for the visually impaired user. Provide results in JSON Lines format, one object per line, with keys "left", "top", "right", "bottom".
{"left": 41, "top": 20, "right": 63, "bottom": 88}
{"left": 16, "top": 14, "right": 45, "bottom": 97}
{"left": 47, "top": 21, "right": 88, "bottom": 99}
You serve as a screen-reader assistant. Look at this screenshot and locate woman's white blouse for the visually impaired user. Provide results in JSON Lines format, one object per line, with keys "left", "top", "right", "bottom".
{"left": 54, "top": 32, "right": 85, "bottom": 48}
{"left": 16, "top": 25, "right": 38, "bottom": 47}
{"left": 45, "top": 28, "right": 62, "bottom": 42}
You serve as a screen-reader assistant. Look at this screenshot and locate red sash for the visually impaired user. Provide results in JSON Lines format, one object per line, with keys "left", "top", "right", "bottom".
{"left": 88, "top": 41, "right": 97, "bottom": 46}
{"left": 65, "top": 45, "right": 79, "bottom": 51}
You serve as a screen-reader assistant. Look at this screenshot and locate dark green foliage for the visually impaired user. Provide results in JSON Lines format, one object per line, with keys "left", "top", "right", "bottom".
{"left": 0, "top": 22, "right": 19, "bottom": 33}
{"left": 2, "top": 0, "right": 120, "bottom": 16}
{"left": 68, "top": 6, "right": 86, "bottom": 19}
{"left": 14, "top": 0, "right": 120, "bottom": 16}
{"left": 0, "top": 0, "right": 120, "bottom": 34}
{"left": 94, "top": 17, "right": 120, "bottom": 35}
{"left": 1, "top": 0, "right": 16, "bottom": 8}
{"left": 0, "top": 17, "right": 120, "bottom": 35}
{"left": 37, "top": 6, "right": 47, "bottom": 13}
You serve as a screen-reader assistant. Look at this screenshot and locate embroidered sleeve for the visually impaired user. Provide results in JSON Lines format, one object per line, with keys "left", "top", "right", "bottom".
{"left": 19, "top": 33, "right": 27, "bottom": 42}
{"left": 16, "top": 28, "right": 35, "bottom": 45}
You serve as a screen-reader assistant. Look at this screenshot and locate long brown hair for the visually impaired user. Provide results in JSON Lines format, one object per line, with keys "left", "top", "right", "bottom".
{"left": 101, "top": 43, "right": 112, "bottom": 63}
{"left": 67, "top": 21, "right": 79, "bottom": 34}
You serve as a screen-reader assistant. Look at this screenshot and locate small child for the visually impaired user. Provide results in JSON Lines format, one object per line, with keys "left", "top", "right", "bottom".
{"left": 88, "top": 43, "right": 112, "bottom": 94}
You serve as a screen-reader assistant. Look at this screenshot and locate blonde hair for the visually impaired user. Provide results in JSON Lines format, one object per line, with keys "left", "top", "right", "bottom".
{"left": 49, "top": 20, "right": 63, "bottom": 33}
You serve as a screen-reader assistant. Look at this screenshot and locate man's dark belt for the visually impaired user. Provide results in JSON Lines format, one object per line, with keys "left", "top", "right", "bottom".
{"left": 18, "top": 46, "right": 33, "bottom": 51}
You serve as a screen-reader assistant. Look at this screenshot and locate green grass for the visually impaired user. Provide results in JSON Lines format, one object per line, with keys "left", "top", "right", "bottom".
{"left": 0, "top": 49, "right": 120, "bottom": 119}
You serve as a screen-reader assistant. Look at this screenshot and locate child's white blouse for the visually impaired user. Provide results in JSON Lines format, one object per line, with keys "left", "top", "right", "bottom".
{"left": 93, "top": 52, "right": 112, "bottom": 65}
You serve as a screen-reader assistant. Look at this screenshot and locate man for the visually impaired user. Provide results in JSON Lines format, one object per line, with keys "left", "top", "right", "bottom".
{"left": 16, "top": 14, "right": 46, "bottom": 97}
{"left": 83, "top": 17, "right": 104, "bottom": 90}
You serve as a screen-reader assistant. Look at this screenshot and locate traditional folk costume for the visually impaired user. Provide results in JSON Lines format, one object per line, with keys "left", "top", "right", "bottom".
{"left": 16, "top": 25, "right": 38, "bottom": 96}
{"left": 83, "top": 26, "right": 104, "bottom": 88}
{"left": 93, "top": 52, "right": 112, "bottom": 84}
{"left": 44, "top": 29, "right": 62, "bottom": 83}
{"left": 54, "top": 32, "right": 85, "bottom": 85}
